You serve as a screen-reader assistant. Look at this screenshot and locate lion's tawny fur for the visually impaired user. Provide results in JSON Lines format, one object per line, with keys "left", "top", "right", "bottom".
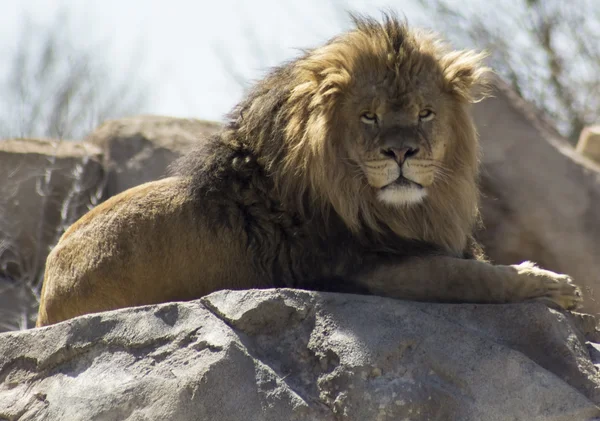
{"left": 37, "top": 14, "right": 580, "bottom": 326}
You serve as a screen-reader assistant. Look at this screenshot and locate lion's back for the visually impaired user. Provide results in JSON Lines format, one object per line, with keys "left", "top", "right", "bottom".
{"left": 37, "top": 176, "right": 256, "bottom": 326}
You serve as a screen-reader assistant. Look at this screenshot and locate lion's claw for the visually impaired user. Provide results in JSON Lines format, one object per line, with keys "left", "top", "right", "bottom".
{"left": 541, "top": 273, "right": 583, "bottom": 310}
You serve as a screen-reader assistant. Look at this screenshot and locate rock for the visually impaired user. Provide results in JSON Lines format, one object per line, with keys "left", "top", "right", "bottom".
{"left": 577, "top": 126, "right": 600, "bottom": 165}
{"left": 1, "top": 289, "right": 599, "bottom": 420}
{"left": 0, "top": 139, "right": 105, "bottom": 329}
{"left": 86, "top": 115, "right": 221, "bottom": 197}
{"left": 474, "top": 79, "right": 600, "bottom": 314}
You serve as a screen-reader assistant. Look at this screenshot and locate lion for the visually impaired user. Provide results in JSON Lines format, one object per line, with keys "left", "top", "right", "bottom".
{"left": 36, "top": 14, "right": 581, "bottom": 327}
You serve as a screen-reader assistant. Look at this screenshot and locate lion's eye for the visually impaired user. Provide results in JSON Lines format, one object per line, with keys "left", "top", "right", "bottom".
{"left": 361, "top": 112, "right": 378, "bottom": 125}
{"left": 419, "top": 109, "right": 435, "bottom": 122}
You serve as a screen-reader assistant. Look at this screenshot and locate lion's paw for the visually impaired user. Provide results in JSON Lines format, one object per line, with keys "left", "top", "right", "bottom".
{"left": 514, "top": 261, "right": 583, "bottom": 310}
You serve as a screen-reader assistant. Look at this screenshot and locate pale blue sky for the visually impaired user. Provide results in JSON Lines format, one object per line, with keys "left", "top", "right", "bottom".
{"left": 2, "top": 0, "right": 424, "bottom": 122}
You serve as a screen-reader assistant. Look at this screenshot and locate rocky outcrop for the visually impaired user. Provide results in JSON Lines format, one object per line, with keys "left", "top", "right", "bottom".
{"left": 474, "top": 80, "right": 600, "bottom": 314}
{"left": 1, "top": 289, "right": 599, "bottom": 420}
{"left": 0, "top": 139, "right": 105, "bottom": 329}
{"left": 86, "top": 115, "right": 220, "bottom": 197}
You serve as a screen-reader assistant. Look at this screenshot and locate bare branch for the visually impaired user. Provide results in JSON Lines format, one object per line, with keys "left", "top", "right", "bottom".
{"left": 0, "top": 10, "right": 149, "bottom": 140}
{"left": 419, "top": 0, "right": 600, "bottom": 142}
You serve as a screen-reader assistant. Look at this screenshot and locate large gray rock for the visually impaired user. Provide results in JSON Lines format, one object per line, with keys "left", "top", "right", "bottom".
{"left": 86, "top": 115, "right": 221, "bottom": 197}
{"left": 1, "top": 289, "right": 599, "bottom": 420}
{"left": 474, "top": 80, "right": 600, "bottom": 315}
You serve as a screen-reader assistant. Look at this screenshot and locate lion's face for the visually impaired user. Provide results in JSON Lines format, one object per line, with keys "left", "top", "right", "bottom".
{"left": 341, "top": 71, "right": 456, "bottom": 207}
{"left": 283, "top": 17, "right": 489, "bottom": 212}
{"left": 253, "top": 15, "right": 488, "bottom": 247}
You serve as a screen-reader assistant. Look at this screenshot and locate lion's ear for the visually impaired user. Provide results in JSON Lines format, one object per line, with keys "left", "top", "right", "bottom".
{"left": 441, "top": 50, "right": 491, "bottom": 103}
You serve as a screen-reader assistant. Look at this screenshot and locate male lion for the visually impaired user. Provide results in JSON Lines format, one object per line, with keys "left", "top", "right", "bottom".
{"left": 37, "top": 15, "right": 581, "bottom": 327}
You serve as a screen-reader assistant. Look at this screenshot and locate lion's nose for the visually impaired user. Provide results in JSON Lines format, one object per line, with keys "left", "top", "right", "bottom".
{"left": 381, "top": 146, "right": 419, "bottom": 165}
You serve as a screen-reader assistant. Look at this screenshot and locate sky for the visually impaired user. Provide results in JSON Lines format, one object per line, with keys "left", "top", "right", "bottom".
{"left": 1, "top": 0, "right": 424, "bottom": 123}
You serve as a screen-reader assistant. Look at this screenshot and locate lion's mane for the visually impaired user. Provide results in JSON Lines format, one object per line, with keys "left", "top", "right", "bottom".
{"left": 175, "top": 14, "right": 489, "bottom": 256}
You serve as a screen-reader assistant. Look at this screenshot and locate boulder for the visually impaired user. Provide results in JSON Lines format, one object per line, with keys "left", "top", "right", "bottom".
{"left": 0, "top": 138, "right": 105, "bottom": 329}
{"left": 1, "top": 289, "right": 599, "bottom": 420}
{"left": 474, "top": 79, "right": 600, "bottom": 314}
{"left": 86, "top": 115, "right": 221, "bottom": 197}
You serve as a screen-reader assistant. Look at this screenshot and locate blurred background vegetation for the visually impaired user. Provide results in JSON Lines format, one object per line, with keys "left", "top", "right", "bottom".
{"left": 1, "top": 10, "right": 149, "bottom": 140}
{"left": 421, "top": 0, "right": 600, "bottom": 142}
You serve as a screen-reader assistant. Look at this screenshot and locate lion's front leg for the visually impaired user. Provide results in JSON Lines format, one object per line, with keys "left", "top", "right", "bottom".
{"left": 355, "top": 256, "right": 582, "bottom": 310}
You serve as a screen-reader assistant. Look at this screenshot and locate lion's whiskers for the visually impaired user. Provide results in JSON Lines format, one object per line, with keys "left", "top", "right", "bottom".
{"left": 408, "top": 159, "right": 453, "bottom": 185}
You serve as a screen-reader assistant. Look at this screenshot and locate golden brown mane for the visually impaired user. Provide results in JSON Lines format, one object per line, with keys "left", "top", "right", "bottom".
{"left": 216, "top": 14, "right": 489, "bottom": 254}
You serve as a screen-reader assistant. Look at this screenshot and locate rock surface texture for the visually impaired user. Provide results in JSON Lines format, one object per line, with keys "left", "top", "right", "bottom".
{"left": 1, "top": 289, "right": 600, "bottom": 420}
